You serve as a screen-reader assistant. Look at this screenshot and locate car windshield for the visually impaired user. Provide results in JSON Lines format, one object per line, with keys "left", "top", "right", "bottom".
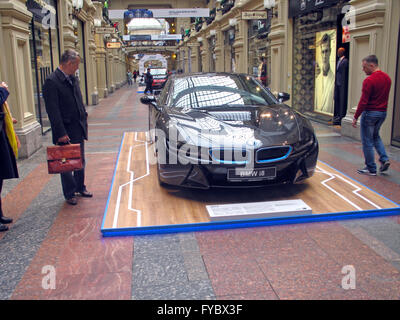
{"left": 168, "top": 74, "right": 278, "bottom": 110}
{"left": 150, "top": 68, "right": 167, "bottom": 76}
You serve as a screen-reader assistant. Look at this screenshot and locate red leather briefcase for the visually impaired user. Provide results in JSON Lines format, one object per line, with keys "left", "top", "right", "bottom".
{"left": 46, "top": 144, "right": 83, "bottom": 174}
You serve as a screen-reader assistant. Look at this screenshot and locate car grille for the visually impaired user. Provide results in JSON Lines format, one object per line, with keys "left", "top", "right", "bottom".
{"left": 256, "top": 146, "right": 292, "bottom": 163}
{"left": 209, "top": 148, "right": 249, "bottom": 164}
{"left": 209, "top": 146, "right": 292, "bottom": 164}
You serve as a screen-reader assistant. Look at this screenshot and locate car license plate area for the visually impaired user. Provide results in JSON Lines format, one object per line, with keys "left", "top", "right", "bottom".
{"left": 228, "top": 167, "right": 276, "bottom": 181}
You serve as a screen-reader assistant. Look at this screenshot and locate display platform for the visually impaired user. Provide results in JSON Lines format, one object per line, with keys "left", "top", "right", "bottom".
{"left": 101, "top": 132, "right": 400, "bottom": 236}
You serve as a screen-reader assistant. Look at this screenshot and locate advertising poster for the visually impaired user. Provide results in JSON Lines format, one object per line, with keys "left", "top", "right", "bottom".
{"left": 314, "top": 29, "right": 337, "bottom": 115}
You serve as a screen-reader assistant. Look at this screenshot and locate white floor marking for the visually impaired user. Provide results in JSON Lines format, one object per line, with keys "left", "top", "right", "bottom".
{"left": 112, "top": 132, "right": 150, "bottom": 228}
{"left": 316, "top": 166, "right": 381, "bottom": 211}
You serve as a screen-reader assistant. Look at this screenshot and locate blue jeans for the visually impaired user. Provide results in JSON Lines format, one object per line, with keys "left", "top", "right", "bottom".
{"left": 360, "top": 111, "right": 389, "bottom": 172}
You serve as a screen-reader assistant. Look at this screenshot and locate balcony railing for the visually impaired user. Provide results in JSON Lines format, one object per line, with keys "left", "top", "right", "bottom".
{"left": 205, "top": 8, "right": 216, "bottom": 25}
{"left": 220, "top": 0, "right": 235, "bottom": 15}
{"left": 195, "top": 17, "right": 203, "bottom": 32}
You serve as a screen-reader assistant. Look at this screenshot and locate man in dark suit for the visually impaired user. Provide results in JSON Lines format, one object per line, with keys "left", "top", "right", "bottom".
{"left": 144, "top": 68, "right": 153, "bottom": 94}
{"left": 333, "top": 47, "right": 349, "bottom": 125}
{"left": 43, "top": 49, "right": 92, "bottom": 205}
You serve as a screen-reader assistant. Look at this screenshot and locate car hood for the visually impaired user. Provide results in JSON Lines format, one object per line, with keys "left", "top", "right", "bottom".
{"left": 166, "top": 104, "right": 301, "bottom": 148}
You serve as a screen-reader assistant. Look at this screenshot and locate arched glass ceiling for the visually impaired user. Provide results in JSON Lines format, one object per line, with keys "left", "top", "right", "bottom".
{"left": 127, "top": 18, "right": 168, "bottom": 32}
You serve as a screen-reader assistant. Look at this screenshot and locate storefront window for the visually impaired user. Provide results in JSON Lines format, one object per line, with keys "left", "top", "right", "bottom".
{"left": 392, "top": 26, "right": 400, "bottom": 147}
{"left": 292, "top": 5, "right": 347, "bottom": 120}
{"left": 27, "top": 0, "right": 60, "bottom": 134}
{"left": 224, "top": 30, "right": 235, "bottom": 72}
{"left": 198, "top": 44, "right": 203, "bottom": 72}
{"left": 247, "top": 19, "right": 270, "bottom": 84}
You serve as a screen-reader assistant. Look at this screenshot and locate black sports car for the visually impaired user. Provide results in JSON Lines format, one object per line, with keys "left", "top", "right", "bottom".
{"left": 140, "top": 73, "right": 318, "bottom": 189}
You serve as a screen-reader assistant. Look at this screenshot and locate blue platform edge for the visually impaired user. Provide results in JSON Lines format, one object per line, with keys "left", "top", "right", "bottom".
{"left": 101, "top": 142, "right": 400, "bottom": 237}
{"left": 101, "top": 207, "right": 400, "bottom": 237}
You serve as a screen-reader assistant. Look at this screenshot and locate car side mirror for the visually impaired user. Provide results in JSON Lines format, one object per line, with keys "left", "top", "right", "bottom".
{"left": 140, "top": 95, "right": 162, "bottom": 111}
{"left": 278, "top": 92, "right": 290, "bottom": 103}
{"left": 140, "top": 95, "right": 156, "bottom": 104}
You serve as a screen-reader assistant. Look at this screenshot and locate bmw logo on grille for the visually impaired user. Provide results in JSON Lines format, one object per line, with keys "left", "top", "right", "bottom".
{"left": 247, "top": 139, "right": 262, "bottom": 148}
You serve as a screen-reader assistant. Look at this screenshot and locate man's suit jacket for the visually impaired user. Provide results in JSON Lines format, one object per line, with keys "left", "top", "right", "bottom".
{"left": 43, "top": 68, "right": 88, "bottom": 145}
{"left": 336, "top": 57, "right": 349, "bottom": 87}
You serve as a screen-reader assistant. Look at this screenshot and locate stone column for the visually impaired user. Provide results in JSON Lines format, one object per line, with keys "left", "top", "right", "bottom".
{"left": 113, "top": 49, "right": 120, "bottom": 89}
{"left": 201, "top": 34, "right": 209, "bottom": 72}
{"left": 0, "top": 0, "right": 41, "bottom": 158}
{"left": 268, "top": 0, "right": 286, "bottom": 93}
{"left": 231, "top": 9, "right": 244, "bottom": 73}
{"left": 107, "top": 49, "right": 114, "bottom": 93}
{"left": 85, "top": 2, "right": 98, "bottom": 105}
{"left": 214, "top": 25, "right": 224, "bottom": 72}
{"left": 341, "top": 0, "right": 397, "bottom": 144}
{"left": 59, "top": 0, "right": 76, "bottom": 51}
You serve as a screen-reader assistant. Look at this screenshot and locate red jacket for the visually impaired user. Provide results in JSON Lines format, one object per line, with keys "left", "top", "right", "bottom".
{"left": 354, "top": 70, "right": 391, "bottom": 120}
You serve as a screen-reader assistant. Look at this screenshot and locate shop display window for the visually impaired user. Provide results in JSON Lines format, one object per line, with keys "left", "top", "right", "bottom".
{"left": 292, "top": 7, "right": 339, "bottom": 117}
{"left": 28, "top": 0, "right": 60, "bottom": 134}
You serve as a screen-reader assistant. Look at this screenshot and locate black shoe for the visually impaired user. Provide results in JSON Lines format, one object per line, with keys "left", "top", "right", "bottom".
{"left": 379, "top": 161, "right": 390, "bottom": 172}
{"left": 0, "top": 224, "right": 8, "bottom": 232}
{"left": 357, "top": 167, "right": 377, "bottom": 176}
{"left": 76, "top": 190, "right": 93, "bottom": 198}
{"left": 0, "top": 216, "right": 13, "bottom": 224}
{"left": 66, "top": 197, "right": 78, "bottom": 205}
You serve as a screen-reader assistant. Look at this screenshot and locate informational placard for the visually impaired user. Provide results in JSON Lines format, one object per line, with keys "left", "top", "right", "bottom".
{"left": 206, "top": 199, "right": 312, "bottom": 221}
{"left": 242, "top": 11, "right": 268, "bottom": 20}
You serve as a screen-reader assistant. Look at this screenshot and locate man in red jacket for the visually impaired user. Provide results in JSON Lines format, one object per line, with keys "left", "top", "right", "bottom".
{"left": 352, "top": 55, "right": 391, "bottom": 176}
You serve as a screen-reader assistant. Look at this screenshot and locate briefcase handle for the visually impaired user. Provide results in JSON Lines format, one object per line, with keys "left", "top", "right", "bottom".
{"left": 56, "top": 141, "right": 71, "bottom": 146}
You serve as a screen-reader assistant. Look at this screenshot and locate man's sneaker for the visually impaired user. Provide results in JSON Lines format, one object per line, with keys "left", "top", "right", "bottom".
{"left": 379, "top": 161, "right": 390, "bottom": 172}
{"left": 357, "top": 168, "right": 377, "bottom": 176}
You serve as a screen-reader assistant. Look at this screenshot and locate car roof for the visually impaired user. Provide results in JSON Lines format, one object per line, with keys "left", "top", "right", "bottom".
{"left": 169, "top": 72, "right": 248, "bottom": 79}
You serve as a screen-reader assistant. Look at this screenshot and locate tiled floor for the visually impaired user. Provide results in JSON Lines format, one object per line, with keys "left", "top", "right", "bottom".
{"left": 1, "top": 85, "right": 400, "bottom": 300}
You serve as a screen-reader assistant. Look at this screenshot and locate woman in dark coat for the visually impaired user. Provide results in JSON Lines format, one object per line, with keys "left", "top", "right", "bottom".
{"left": 0, "top": 82, "right": 18, "bottom": 232}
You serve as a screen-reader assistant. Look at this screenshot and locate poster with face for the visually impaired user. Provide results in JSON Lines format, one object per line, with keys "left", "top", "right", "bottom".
{"left": 314, "top": 29, "right": 337, "bottom": 115}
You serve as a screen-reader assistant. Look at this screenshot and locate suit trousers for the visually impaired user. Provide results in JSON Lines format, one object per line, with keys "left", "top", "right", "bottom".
{"left": 60, "top": 141, "right": 86, "bottom": 199}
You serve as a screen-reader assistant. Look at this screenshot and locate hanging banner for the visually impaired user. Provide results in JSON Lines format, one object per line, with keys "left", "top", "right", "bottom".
{"left": 123, "top": 35, "right": 151, "bottom": 41}
{"left": 110, "top": 8, "right": 209, "bottom": 19}
{"left": 123, "top": 9, "right": 153, "bottom": 20}
{"left": 152, "top": 8, "right": 209, "bottom": 18}
{"left": 151, "top": 34, "right": 182, "bottom": 40}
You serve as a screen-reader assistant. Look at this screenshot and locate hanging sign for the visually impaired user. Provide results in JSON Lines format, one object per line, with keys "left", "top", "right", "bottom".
{"left": 106, "top": 42, "right": 122, "bottom": 49}
{"left": 95, "top": 27, "right": 116, "bottom": 34}
{"left": 342, "top": 26, "right": 350, "bottom": 43}
{"left": 242, "top": 11, "right": 268, "bottom": 20}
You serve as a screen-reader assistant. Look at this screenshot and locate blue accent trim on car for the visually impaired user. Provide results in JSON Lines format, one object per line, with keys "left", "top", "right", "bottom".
{"left": 208, "top": 148, "right": 249, "bottom": 165}
{"left": 256, "top": 146, "right": 293, "bottom": 163}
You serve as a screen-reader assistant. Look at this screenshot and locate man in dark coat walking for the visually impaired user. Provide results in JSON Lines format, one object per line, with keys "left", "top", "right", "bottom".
{"left": 0, "top": 81, "right": 18, "bottom": 231}
{"left": 333, "top": 47, "right": 349, "bottom": 125}
{"left": 144, "top": 68, "right": 153, "bottom": 94}
{"left": 43, "top": 49, "right": 92, "bottom": 205}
